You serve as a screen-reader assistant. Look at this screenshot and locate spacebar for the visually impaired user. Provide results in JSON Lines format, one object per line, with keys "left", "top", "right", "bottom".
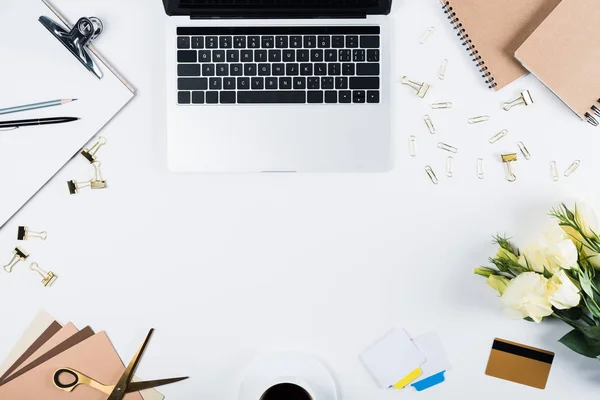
{"left": 238, "top": 91, "right": 306, "bottom": 104}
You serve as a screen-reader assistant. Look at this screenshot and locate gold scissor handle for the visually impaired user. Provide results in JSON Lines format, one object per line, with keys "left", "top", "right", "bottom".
{"left": 54, "top": 368, "right": 114, "bottom": 395}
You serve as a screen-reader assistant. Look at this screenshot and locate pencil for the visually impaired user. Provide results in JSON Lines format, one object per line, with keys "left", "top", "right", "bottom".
{"left": 0, "top": 99, "right": 77, "bottom": 116}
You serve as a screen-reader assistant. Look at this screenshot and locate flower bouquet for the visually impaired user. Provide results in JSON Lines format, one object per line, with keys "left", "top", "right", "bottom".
{"left": 475, "top": 202, "right": 600, "bottom": 359}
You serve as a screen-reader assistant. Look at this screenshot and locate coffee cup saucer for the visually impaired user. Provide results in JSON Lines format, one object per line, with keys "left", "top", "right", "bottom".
{"left": 238, "top": 351, "right": 338, "bottom": 400}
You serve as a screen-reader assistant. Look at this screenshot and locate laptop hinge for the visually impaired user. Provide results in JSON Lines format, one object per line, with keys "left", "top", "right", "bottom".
{"left": 190, "top": 14, "right": 368, "bottom": 20}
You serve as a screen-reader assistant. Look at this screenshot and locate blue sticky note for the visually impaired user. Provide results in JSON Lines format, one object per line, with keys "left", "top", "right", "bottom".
{"left": 411, "top": 370, "right": 446, "bottom": 391}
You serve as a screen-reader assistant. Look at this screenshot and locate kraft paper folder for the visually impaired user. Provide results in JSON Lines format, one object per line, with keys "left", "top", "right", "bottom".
{"left": 515, "top": 0, "right": 600, "bottom": 126}
{"left": 439, "top": 0, "right": 561, "bottom": 91}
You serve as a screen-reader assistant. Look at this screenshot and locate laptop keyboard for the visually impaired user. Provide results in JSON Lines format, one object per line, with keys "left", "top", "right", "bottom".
{"left": 176, "top": 27, "right": 381, "bottom": 105}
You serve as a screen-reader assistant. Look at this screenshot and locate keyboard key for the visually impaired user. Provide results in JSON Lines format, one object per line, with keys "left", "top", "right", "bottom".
{"left": 367, "top": 49, "right": 379, "bottom": 62}
{"left": 286, "top": 63, "right": 299, "bottom": 76}
{"left": 283, "top": 50, "right": 295, "bottom": 62}
{"left": 227, "top": 50, "right": 240, "bottom": 62}
{"left": 318, "top": 36, "right": 331, "bottom": 48}
{"left": 304, "top": 36, "right": 316, "bottom": 48}
{"left": 346, "top": 36, "right": 359, "bottom": 48}
{"left": 192, "top": 91, "right": 204, "bottom": 104}
{"left": 255, "top": 50, "right": 268, "bottom": 62}
{"left": 310, "top": 49, "right": 323, "bottom": 62}
{"left": 178, "top": 50, "right": 197, "bottom": 63}
{"left": 241, "top": 50, "right": 253, "bottom": 62}
{"left": 265, "top": 77, "right": 278, "bottom": 90}
{"left": 258, "top": 64, "right": 271, "bottom": 76}
{"left": 336, "top": 77, "right": 348, "bottom": 89}
{"left": 262, "top": 36, "right": 274, "bottom": 48}
{"left": 307, "top": 77, "right": 320, "bottom": 89}
{"left": 314, "top": 63, "right": 327, "bottom": 76}
{"left": 220, "top": 36, "right": 232, "bottom": 48}
{"left": 332, "top": 36, "right": 345, "bottom": 48}
{"left": 360, "top": 36, "right": 380, "bottom": 48}
{"left": 216, "top": 64, "right": 229, "bottom": 76}
{"left": 206, "top": 36, "right": 218, "bottom": 48}
{"left": 268, "top": 50, "right": 282, "bottom": 62}
{"left": 357, "top": 63, "right": 380, "bottom": 76}
{"left": 339, "top": 50, "right": 351, "bottom": 62}
{"left": 230, "top": 63, "right": 243, "bottom": 76}
{"left": 202, "top": 64, "right": 215, "bottom": 76}
{"left": 300, "top": 63, "right": 313, "bottom": 76}
{"left": 367, "top": 91, "right": 380, "bottom": 103}
{"left": 238, "top": 91, "right": 306, "bottom": 104}
{"left": 342, "top": 63, "right": 355, "bottom": 75}
{"left": 308, "top": 91, "right": 324, "bottom": 103}
{"left": 339, "top": 90, "right": 351, "bottom": 103}
{"left": 192, "top": 36, "right": 204, "bottom": 49}
{"left": 234, "top": 36, "right": 246, "bottom": 48}
{"left": 237, "top": 77, "right": 250, "bottom": 90}
{"left": 179, "top": 77, "right": 208, "bottom": 90}
{"left": 223, "top": 77, "right": 236, "bottom": 90}
{"left": 293, "top": 77, "right": 306, "bottom": 90}
{"left": 349, "top": 77, "right": 379, "bottom": 89}
{"left": 206, "top": 91, "right": 219, "bottom": 104}
{"left": 178, "top": 64, "right": 201, "bottom": 76}
{"left": 244, "top": 63, "right": 257, "bottom": 76}
{"left": 272, "top": 63, "right": 285, "bottom": 76}
{"left": 198, "top": 50, "right": 211, "bottom": 62}
{"left": 178, "top": 91, "right": 191, "bottom": 104}
{"left": 213, "top": 50, "right": 225, "bottom": 62}
{"left": 325, "top": 50, "right": 337, "bottom": 62}
{"left": 220, "top": 91, "right": 236, "bottom": 104}
{"left": 353, "top": 90, "right": 366, "bottom": 103}
{"left": 290, "top": 36, "right": 302, "bottom": 48}
{"left": 251, "top": 77, "right": 264, "bottom": 89}
{"left": 297, "top": 50, "right": 309, "bottom": 62}
{"left": 248, "top": 36, "right": 260, "bottom": 48}
{"left": 279, "top": 77, "right": 292, "bottom": 89}
{"left": 178, "top": 37, "right": 190, "bottom": 49}
{"left": 328, "top": 63, "right": 341, "bottom": 76}
{"left": 209, "top": 77, "right": 222, "bottom": 90}
{"left": 353, "top": 49, "right": 365, "bottom": 62}
{"left": 325, "top": 90, "right": 337, "bottom": 103}
{"left": 276, "top": 36, "right": 288, "bottom": 48}
{"left": 321, "top": 77, "right": 334, "bottom": 89}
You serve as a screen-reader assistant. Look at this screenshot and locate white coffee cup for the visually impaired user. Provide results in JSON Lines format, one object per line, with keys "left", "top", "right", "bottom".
{"left": 259, "top": 377, "right": 320, "bottom": 400}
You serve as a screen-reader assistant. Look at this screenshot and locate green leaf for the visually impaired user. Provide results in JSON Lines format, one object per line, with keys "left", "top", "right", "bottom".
{"left": 582, "top": 295, "right": 600, "bottom": 320}
{"left": 559, "top": 307, "right": 583, "bottom": 321}
{"left": 559, "top": 329, "right": 600, "bottom": 358}
{"left": 543, "top": 267, "right": 553, "bottom": 279}
{"left": 579, "top": 271, "right": 596, "bottom": 299}
{"left": 580, "top": 326, "right": 600, "bottom": 341}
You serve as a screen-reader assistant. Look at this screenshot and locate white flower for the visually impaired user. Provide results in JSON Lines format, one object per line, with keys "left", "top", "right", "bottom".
{"left": 547, "top": 270, "right": 581, "bottom": 310}
{"left": 520, "top": 244, "right": 547, "bottom": 273}
{"left": 575, "top": 202, "right": 600, "bottom": 239}
{"left": 520, "top": 222, "right": 578, "bottom": 274}
{"left": 501, "top": 272, "right": 553, "bottom": 323}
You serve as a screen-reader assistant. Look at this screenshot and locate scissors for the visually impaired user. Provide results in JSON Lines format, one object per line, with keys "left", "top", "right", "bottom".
{"left": 53, "top": 329, "right": 188, "bottom": 399}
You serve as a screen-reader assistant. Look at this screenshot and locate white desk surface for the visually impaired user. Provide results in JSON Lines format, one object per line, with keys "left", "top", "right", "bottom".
{"left": 1, "top": 0, "right": 600, "bottom": 398}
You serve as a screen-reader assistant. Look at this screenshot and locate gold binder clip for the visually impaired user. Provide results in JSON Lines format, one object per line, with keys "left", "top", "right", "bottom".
{"left": 17, "top": 226, "right": 47, "bottom": 241}
{"left": 501, "top": 153, "right": 518, "bottom": 182}
{"left": 503, "top": 90, "right": 534, "bottom": 111}
{"left": 67, "top": 179, "right": 92, "bottom": 195}
{"left": 29, "top": 262, "right": 57, "bottom": 287}
{"left": 90, "top": 161, "right": 107, "bottom": 189}
{"left": 401, "top": 76, "right": 430, "bottom": 98}
{"left": 81, "top": 136, "right": 107, "bottom": 163}
{"left": 3, "top": 247, "right": 29, "bottom": 273}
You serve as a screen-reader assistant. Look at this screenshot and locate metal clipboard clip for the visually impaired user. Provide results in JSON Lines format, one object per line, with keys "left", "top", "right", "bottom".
{"left": 39, "top": 15, "right": 104, "bottom": 79}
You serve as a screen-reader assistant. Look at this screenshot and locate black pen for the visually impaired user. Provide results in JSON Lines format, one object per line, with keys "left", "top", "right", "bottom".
{"left": 0, "top": 117, "right": 80, "bottom": 130}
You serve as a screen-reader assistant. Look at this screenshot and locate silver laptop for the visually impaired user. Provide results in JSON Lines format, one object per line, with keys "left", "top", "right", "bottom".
{"left": 164, "top": 0, "right": 393, "bottom": 172}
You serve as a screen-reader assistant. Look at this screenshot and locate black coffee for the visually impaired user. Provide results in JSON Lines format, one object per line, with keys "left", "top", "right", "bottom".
{"left": 260, "top": 383, "right": 312, "bottom": 400}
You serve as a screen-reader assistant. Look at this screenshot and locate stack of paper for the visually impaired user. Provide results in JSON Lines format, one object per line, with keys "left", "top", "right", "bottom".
{"left": 360, "top": 328, "right": 452, "bottom": 392}
{"left": 0, "top": 311, "right": 163, "bottom": 399}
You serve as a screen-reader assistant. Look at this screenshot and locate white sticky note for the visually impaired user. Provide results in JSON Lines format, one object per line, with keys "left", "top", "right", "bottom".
{"left": 410, "top": 332, "right": 452, "bottom": 387}
{"left": 360, "top": 328, "right": 426, "bottom": 388}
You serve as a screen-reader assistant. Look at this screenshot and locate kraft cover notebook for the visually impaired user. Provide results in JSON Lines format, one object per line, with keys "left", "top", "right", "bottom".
{"left": 515, "top": 0, "right": 600, "bottom": 126}
{"left": 439, "top": 0, "right": 561, "bottom": 91}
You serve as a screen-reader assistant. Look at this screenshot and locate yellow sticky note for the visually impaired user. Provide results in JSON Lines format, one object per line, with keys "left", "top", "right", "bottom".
{"left": 393, "top": 367, "right": 422, "bottom": 389}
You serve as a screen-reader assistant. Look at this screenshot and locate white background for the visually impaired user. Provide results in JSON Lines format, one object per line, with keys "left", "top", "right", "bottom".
{"left": 1, "top": 0, "right": 600, "bottom": 398}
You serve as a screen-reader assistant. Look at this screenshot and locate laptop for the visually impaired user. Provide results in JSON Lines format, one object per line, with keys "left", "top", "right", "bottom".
{"left": 164, "top": 0, "right": 393, "bottom": 173}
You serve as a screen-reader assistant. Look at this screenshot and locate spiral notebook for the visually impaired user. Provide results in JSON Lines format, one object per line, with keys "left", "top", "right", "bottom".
{"left": 439, "top": 0, "right": 561, "bottom": 91}
{"left": 515, "top": 0, "right": 600, "bottom": 126}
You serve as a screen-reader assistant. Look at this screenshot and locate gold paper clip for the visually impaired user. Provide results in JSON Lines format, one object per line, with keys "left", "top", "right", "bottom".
{"left": 446, "top": 156, "right": 454, "bottom": 178}
{"left": 67, "top": 179, "right": 92, "bottom": 195}
{"left": 81, "top": 136, "right": 107, "bottom": 163}
{"left": 468, "top": 116, "right": 489, "bottom": 124}
{"left": 29, "top": 262, "right": 57, "bottom": 287}
{"left": 90, "top": 161, "right": 107, "bottom": 190}
{"left": 501, "top": 153, "right": 518, "bottom": 182}
{"left": 564, "top": 160, "right": 581, "bottom": 177}
{"left": 550, "top": 161, "right": 559, "bottom": 182}
{"left": 503, "top": 90, "right": 534, "bottom": 111}
{"left": 477, "top": 158, "right": 484, "bottom": 179}
{"left": 517, "top": 141, "right": 531, "bottom": 160}
{"left": 439, "top": 59, "right": 448, "bottom": 80}
{"left": 437, "top": 142, "right": 458, "bottom": 153}
{"left": 401, "top": 76, "right": 430, "bottom": 98}
{"left": 431, "top": 102, "right": 452, "bottom": 109}
{"left": 3, "top": 247, "right": 29, "bottom": 273}
{"left": 17, "top": 226, "right": 47, "bottom": 241}
{"left": 425, "top": 165, "right": 438, "bottom": 185}
{"left": 424, "top": 115, "right": 436, "bottom": 134}
{"left": 419, "top": 26, "right": 435, "bottom": 44}
{"left": 409, "top": 136, "right": 417, "bottom": 157}
{"left": 489, "top": 129, "right": 508, "bottom": 144}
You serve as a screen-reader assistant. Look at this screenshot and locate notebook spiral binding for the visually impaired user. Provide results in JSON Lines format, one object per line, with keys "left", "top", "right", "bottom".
{"left": 585, "top": 100, "right": 600, "bottom": 126}
{"left": 442, "top": 1, "right": 497, "bottom": 89}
